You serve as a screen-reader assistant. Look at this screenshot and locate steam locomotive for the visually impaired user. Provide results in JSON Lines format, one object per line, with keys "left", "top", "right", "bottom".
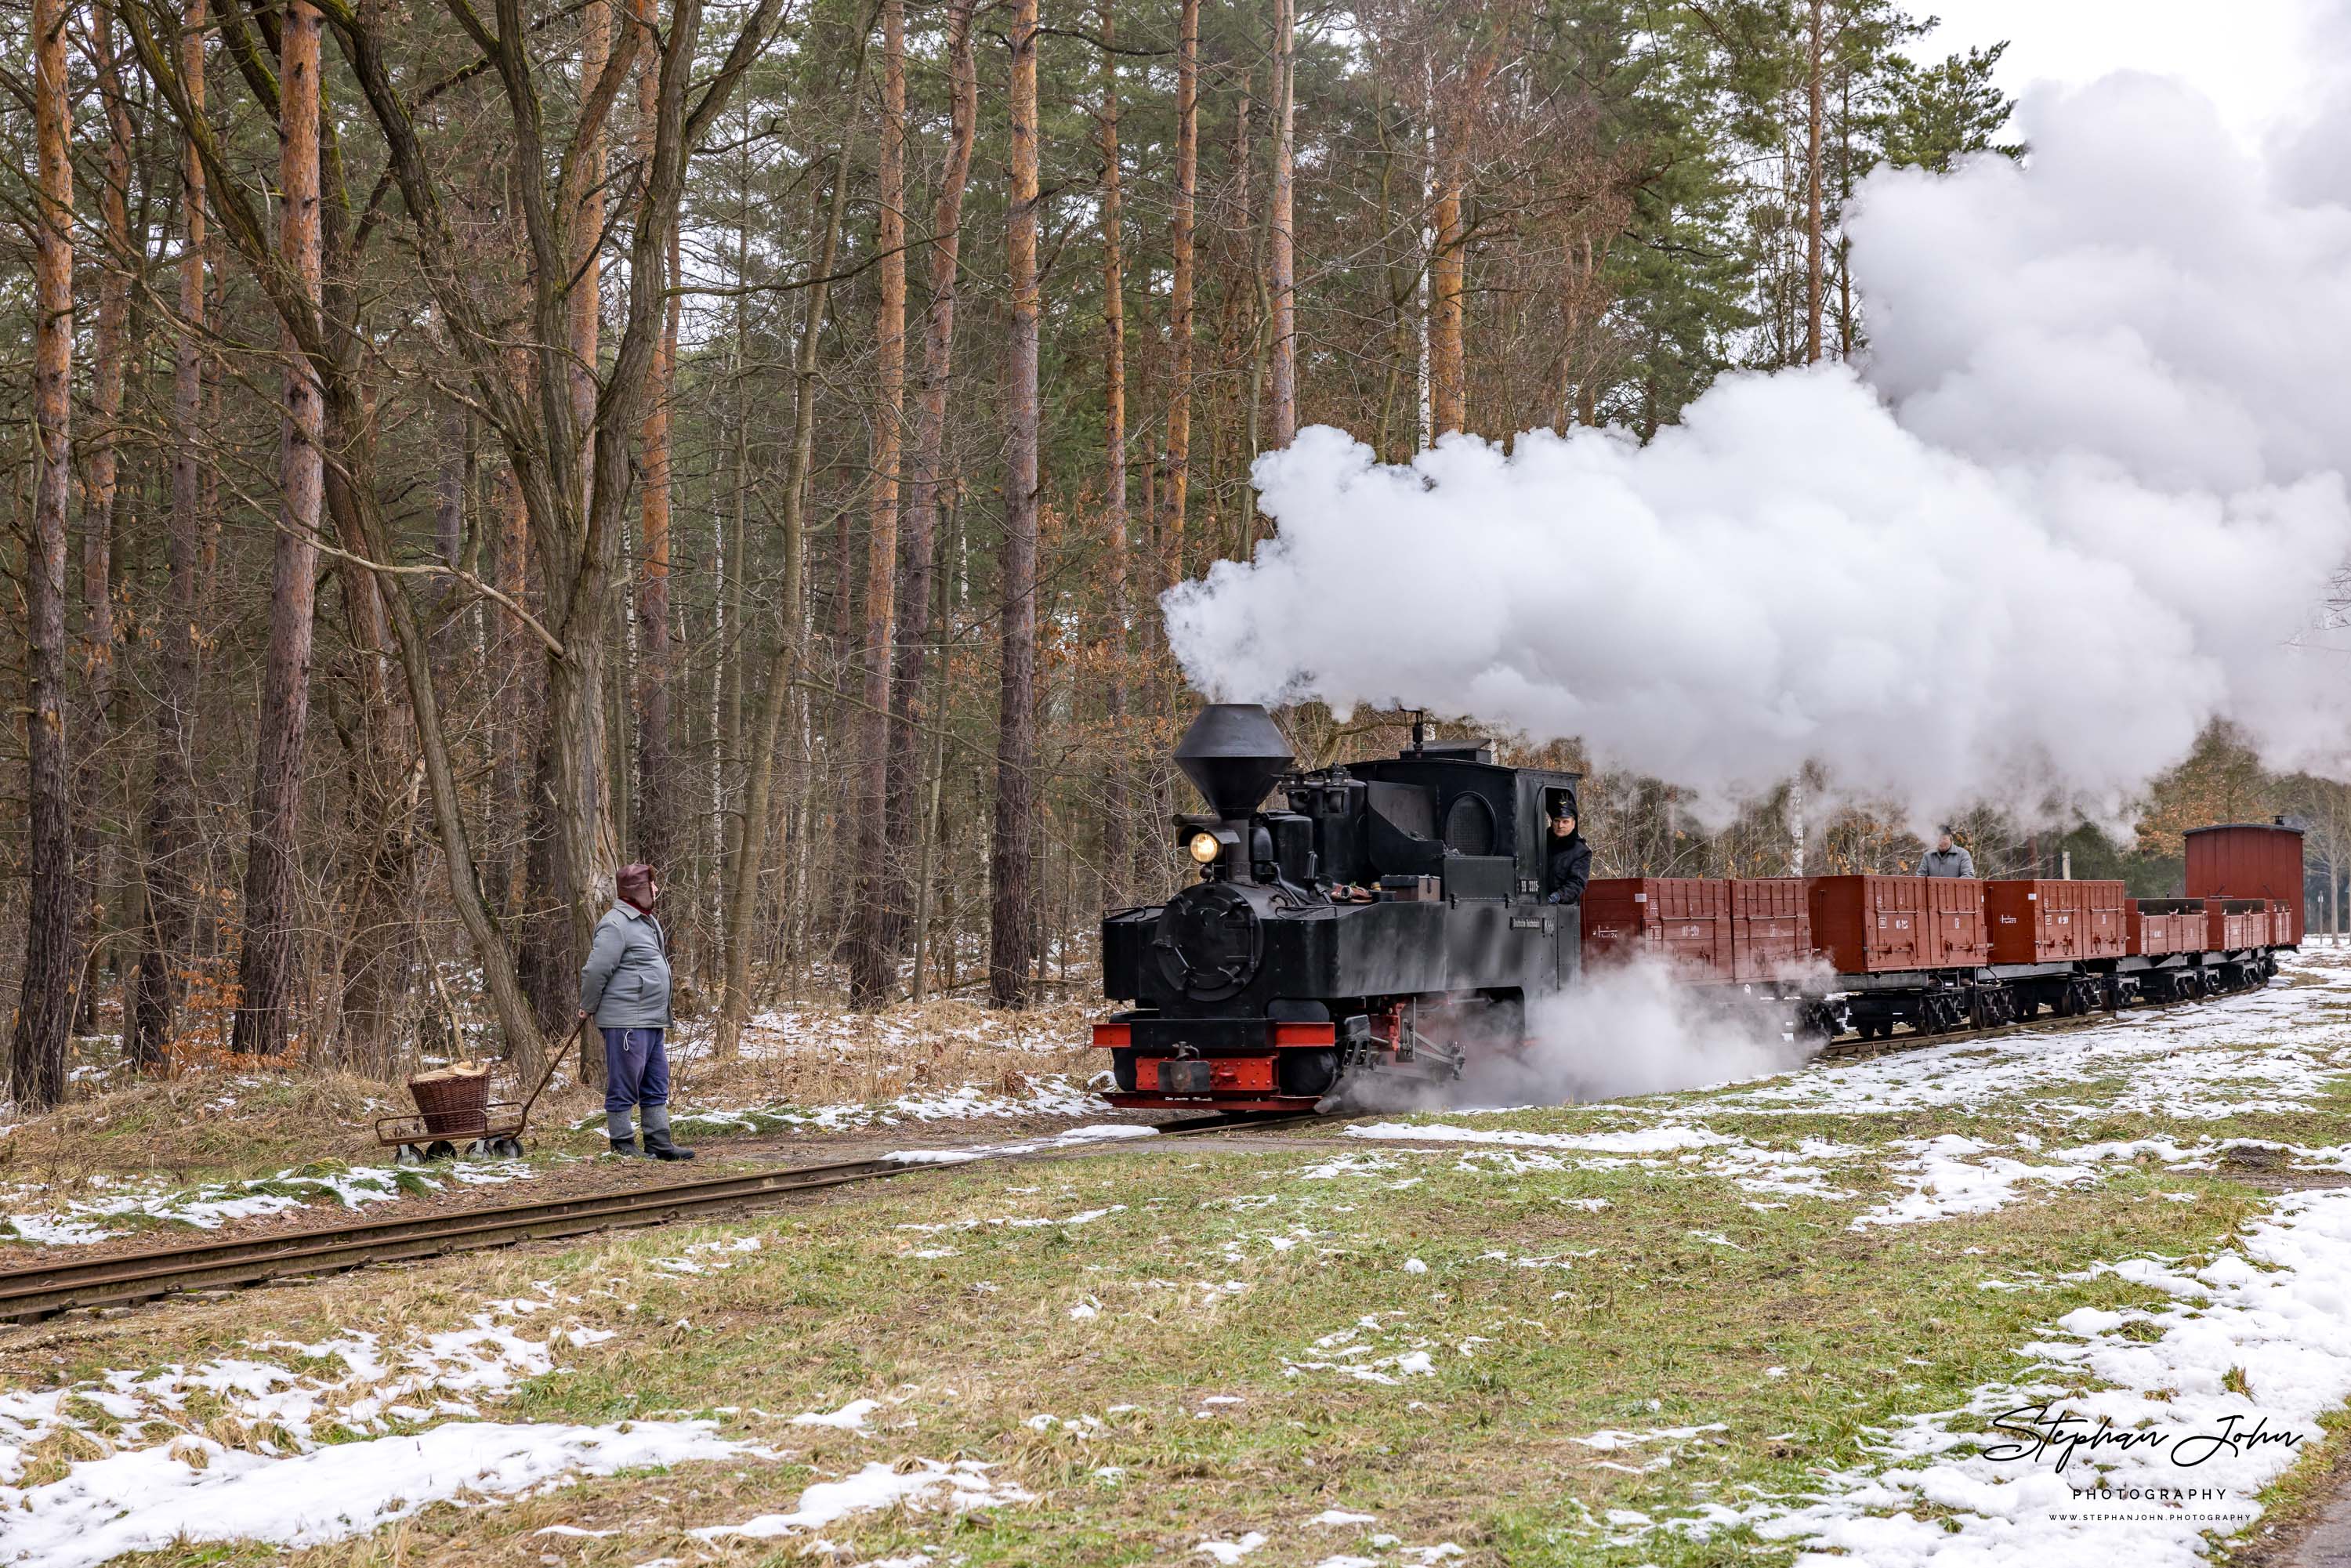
{"left": 1094, "top": 704, "right": 2306, "bottom": 1113}
{"left": 1096, "top": 704, "right": 1585, "bottom": 1110}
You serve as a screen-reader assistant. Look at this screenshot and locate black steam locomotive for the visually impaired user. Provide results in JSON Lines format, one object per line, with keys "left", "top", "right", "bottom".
{"left": 1096, "top": 704, "right": 1581, "bottom": 1110}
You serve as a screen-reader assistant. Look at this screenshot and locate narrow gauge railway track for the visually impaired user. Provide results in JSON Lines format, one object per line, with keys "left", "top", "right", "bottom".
{"left": 1810, "top": 984, "right": 2266, "bottom": 1062}
{"left": 0, "top": 1111, "right": 1319, "bottom": 1324}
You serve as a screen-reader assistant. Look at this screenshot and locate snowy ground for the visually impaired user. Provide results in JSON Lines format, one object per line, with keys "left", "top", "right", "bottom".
{"left": 1323, "top": 951, "right": 2351, "bottom": 1564}
{"left": 2, "top": 1159, "right": 541, "bottom": 1248}
{"left": 4, "top": 954, "right": 2348, "bottom": 1566}
{"left": 652, "top": 1072, "right": 1115, "bottom": 1138}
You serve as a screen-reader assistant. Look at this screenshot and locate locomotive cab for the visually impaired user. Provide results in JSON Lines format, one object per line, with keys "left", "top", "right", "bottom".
{"left": 1096, "top": 704, "right": 1580, "bottom": 1110}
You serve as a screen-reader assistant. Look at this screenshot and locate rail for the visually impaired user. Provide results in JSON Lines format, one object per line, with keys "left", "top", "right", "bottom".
{"left": 0, "top": 1110, "right": 1316, "bottom": 1324}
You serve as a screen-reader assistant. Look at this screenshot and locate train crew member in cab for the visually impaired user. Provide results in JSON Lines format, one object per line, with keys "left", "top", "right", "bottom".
{"left": 1919, "top": 828, "right": 1976, "bottom": 878}
{"left": 578, "top": 862, "right": 696, "bottom": 1161}
{"left": 1545, "top": 796, "right": 1591, "bottom": 906}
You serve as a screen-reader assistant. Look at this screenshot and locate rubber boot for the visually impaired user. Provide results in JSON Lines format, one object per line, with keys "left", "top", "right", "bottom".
{"left": 607, "top": 1109, "right": 647, "bottom": 1157}
{"left": 642, "top": 1104, "right": 696, "bottom": 1161}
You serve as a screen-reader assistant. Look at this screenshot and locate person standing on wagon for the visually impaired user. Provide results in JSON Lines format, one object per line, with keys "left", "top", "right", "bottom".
{"left": 578, "top": 863, "right": 696, "bottom": 1160}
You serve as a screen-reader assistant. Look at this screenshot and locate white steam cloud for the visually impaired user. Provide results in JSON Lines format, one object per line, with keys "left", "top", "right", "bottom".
{"left": 1331, "top": 958, "right": 1810, "bottom": 1112}
{"left": 1165, "top": 77, "right": 2351, "bottom": 820}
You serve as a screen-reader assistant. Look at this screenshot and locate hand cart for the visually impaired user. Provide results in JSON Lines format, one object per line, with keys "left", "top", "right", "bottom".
{"left": 376, "top": 1019, "right": 584, "bottom": 1164}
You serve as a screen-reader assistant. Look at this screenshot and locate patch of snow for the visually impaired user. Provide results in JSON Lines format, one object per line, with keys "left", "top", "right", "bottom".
{"left": 668, "top": 1074, "right": 1113, "bottom": 1138}
{"left": 1195, "top": 1533, "right": 1268, "bottom": 1563}
{"left": 4, "top": 1161, "right": 536, "bottom": 1248}
{"left": 1, "top": 1419, "right": 748, "bottom": 1568}
{"left": 882, "top": 1121, "right": 1160, "bottom": 1166}
{"left": 691, "top": 1458, "right": 1032, "bottom": 1539}
{"left": 788, "top": 1399, "right": 880, "bottom": 1432}
{"left": 1571, "top": 1423, "right": 1728, "bottom": 1451}
{"left": 1850, "top": 1135, "right": 2099, "bottom": 1229}
{"left": 1348, "top": 1121, "right": 1732, "bottom": 1153}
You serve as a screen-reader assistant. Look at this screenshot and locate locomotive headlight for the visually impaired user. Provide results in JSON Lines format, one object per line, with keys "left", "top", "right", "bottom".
{"left": 1188, "top": 831, "right": 1222, "bottom": 865}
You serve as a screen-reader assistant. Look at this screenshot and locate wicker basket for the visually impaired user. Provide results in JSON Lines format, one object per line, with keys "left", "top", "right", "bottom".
{"left": 408, "top": 1070, "right": 492, "bottom": 1136}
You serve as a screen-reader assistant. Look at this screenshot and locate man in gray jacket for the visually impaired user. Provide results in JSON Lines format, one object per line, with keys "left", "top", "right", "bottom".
{"left": 578, "top": 863, "right": 695, "bottom": 1160}
{"left": 1918, "top": 828, "right": 1976, "bottom": 879}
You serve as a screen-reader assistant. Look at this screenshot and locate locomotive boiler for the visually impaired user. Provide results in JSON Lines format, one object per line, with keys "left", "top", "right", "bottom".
{"left": 1096, "top": 703, "right": 1581, "bottom": 1110}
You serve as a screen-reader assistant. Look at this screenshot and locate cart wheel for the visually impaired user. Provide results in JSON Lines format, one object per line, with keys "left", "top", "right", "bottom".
{"left": 462, "top": 1139, "right": 493, "bottom": 1161}
{"left": 423, "top": 1140, "right": 458, "bottom": 1161}
{"left": 491, "top": 1136, "right": 525, "bottom": 1159}
{"left": 394, "top": 1143, "right": 426, "bottom": 1167}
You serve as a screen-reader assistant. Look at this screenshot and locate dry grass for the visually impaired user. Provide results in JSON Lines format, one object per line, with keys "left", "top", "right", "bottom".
{"left": 0, "top": 1070, "right": 404, "bottom": 1197}
{"left": 0, "top": 996, "right": 1108, "bottom": 1202}
{"left": 691, "top": 995, "right": 1099, "bottom": 1112}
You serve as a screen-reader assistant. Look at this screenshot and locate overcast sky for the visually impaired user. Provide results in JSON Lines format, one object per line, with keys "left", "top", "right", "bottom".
{"left": 1922, "top": 0, "right": 2327, "bottom": 149}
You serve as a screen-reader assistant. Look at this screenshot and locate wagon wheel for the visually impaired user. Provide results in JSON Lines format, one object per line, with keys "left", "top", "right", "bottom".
{"left": 490, "top": 1136, "right": 525, "bottom": 1159}
{"left": 462, "top": 1139, "right": 494, "bottom": 1161}
{"left": 394, "top": 1143, "right": 427, "bottom": 1167}
{"left": 423, "top": 1140, "right": 458, "bottom": 1161}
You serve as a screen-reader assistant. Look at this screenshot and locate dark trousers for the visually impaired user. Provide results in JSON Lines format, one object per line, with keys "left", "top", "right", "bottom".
{"left": 600, "top": 1027, "right": 670, "bottom": 1115}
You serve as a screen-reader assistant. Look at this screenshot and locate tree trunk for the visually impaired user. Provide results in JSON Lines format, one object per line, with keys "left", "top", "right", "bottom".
{"left": 1430, "top": 114, "right": 1465, "bottom": 436}
{"left": 231, "top": 0, "right": 325, "bottom": 1058}
{"left": 1268, "top": 0, "right": 1297, "bottom": 449}
{"left": 518, "top": 0, "right": 622, "bottom": 1045}
{"left": 633, "top": 0, "right": 678, "bottom": 872}
{"left": 132, "top": 0, "right": 206, "bottom": 1075}
{"left": 78, "top": 0, "right": 136, "bottom": 1039}
{"left": 991, "top": 0, "right": 1043, "bottom": 1009}
{"left": 492, "top": 383, "right": 531, "bottom": 926}
{"left": 1097, "top": 0, "right": 1129, "bottom": 909}
{"left": 13, "top": 0, "right": 79, "bottom": 1108}
{"left": 719, "top": 110, "right": 751, "bottom": 974}
{"left": 716, "top": 27, "right": 869, "bottom": 1057}
{"left": 848, "top": 0, "right": 907, "bottom": 1007}
{"left": 1805, "top": 0, "right": 1824, "bottom": 366}
{"left": 882, "top": 0, "right": 976, "bottom": 954}
{"left": 572, "top": 0, "right": 609, "bottom": 436}
{"left": 1166, "top": 0, "right": 1198, "bottom": 581}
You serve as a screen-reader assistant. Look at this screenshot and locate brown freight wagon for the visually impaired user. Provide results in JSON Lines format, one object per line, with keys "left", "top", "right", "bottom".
{"left": 2204, "top": 898, "right": 2266, "bottom": 951}
{"left": 2129, "top": 899, "right": 2202, "bottom": 956}
{"left": 1730, "top": 877, "right": 1813, "bottom": 983}
{"left": 1984, "top": 880, "right": 2129, "bottom": 963}
{"left": 2186, "top": 822, "right": 2305, "bottom": 943}
{"left": 1809, "top": 875, "right": 1988, "bottom": 974}
{"left": 1581, "top": 878, "right": 1733, "bottom": 981}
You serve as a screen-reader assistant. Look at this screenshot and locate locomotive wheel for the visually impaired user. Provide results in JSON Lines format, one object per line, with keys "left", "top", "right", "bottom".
{"left": 1278, "top": 1048, "right": 1342, "bottom": 1098}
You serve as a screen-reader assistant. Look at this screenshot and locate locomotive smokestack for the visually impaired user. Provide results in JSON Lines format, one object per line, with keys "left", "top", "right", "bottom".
{"left": 1175, "top": 704, "right": 1295, "bottom": 820}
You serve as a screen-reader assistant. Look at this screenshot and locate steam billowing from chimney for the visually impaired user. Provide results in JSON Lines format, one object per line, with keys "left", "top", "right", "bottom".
{"left": 1163, "top": 77, "right": 2351, "bottom": 823}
